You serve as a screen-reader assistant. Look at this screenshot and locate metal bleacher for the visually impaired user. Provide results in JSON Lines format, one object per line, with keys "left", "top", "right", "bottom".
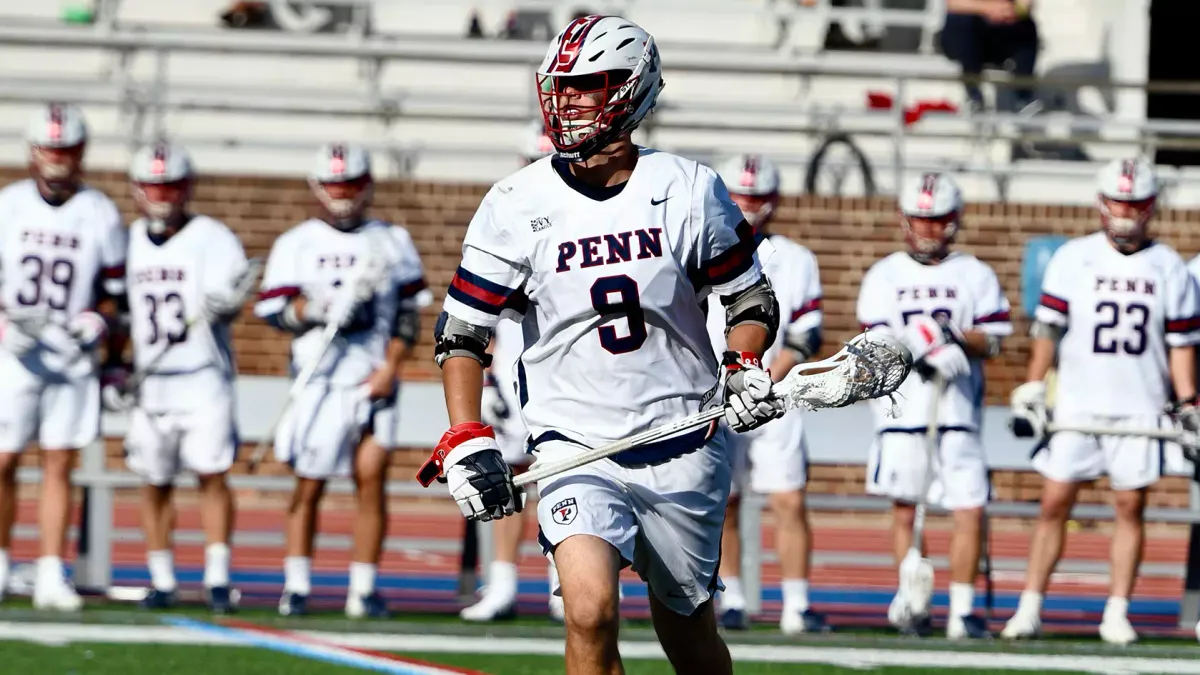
{"left": 0, "top": 0, "right": 1199, "bottom": 627}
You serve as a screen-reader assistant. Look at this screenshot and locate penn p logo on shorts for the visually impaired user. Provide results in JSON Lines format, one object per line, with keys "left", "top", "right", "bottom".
{"left": 551, "top": 497, "right": 577, "bottom": 525}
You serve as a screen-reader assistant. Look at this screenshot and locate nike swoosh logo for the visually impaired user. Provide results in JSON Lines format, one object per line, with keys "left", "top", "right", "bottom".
{"left": 651, "top": 195, "right": 670, "bottom": 206}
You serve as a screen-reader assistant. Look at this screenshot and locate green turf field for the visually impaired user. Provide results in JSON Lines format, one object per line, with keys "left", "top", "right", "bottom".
{"left": 0, "top": 642, "right": 1107, "bottom": 675}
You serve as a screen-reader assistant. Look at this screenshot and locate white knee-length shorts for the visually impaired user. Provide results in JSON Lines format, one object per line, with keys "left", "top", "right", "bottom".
{"left": 274, "top": 383, "right": 397, "bottom": 480}
{"left": 866, "top": 428, "right": 991, "bottom": 510}
{"left": 1032, "top": 412, "right": 1168, "bottom": 491}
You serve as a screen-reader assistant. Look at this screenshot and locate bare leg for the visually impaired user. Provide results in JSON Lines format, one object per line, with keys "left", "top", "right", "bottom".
{"left": 891, "top": 501, "right": 917, "bottom": 565}
{"left": 351, "top": 437, "right": 389, "bottom": 565}
{"left": 197, "top": 473, "right": 234, "bottom": 547}
{"left": 139, "top": 484, "right": 175, "bottom": 551}
{"left": 768, "top": 490, "right": 811, "bottom": 582}
{"left": 949, "top": 507, "right": 983, "bottom": 585}
{"left": 39, "top": 450, "right": 77, "bottom": 559}
{"left": 286, "top": 478, "right": 326, "bottom": 558}
{"left": 1110, "top": 488, "right": 1147, "bottom": 600}
{"left": 650, "top": 594, "right": 733, "bottom": 675}
{"left": 555, "top": 534, "right": 624, "bottom": 675}
{"left": 0, "top": 453, "right": 18, "bottom": 550}
{"left": 1022, "top": 479, "right": 1080, "bottom": 595}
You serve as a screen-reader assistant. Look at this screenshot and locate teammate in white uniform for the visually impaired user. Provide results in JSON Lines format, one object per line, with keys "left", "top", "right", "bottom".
{"left": 0, "top": 104, "right": 127, "bottom": 611}
{"left": 255, "top": 143, "right": 431, "bottom": 619}
{"left": 108, "top": 142, "right": 255, "bottom": 614}
{"left": 417, "top": 16, "right": 784, "bottom": 674}
{"left": 460, "top": 121, "right": 567, "bottom": 623}
{"left": 857, "top": 173, "right": 1012, "bottom": 639}
{"left": 705, "top": 154, "right": 827, "bottom": 635}
{"left": 1005, "top": 158, "right": 1200, "bottom": 645}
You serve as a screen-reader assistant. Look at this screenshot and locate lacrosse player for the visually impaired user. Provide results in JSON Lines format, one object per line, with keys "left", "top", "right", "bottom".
{"left": 857, "top": 173, "right": 1011, "bottom": 639}
{"left": 460, "top": 121, "right": 566, "bottom": 624}
{"left": 255, "top": 143, "right": 430, "bottom": 619}
{"left": 1006, "top": 158, "right": 1200, "bottom": 645}
{"left": 0, "top": 104, "right": 128, "bottom": 610}
{"left": 417, "top": 15, "right": 783, "bottom": 674}
{"left": 705, "top": 154, "right": 827, "bottom": 635}
{"left": 103, "top": 142, "right": 254, "bottom": 613}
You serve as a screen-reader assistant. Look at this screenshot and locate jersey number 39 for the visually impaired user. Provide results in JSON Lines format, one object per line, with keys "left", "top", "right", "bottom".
{"left": 590, "top": 275, "right": 646, "bottom": 354}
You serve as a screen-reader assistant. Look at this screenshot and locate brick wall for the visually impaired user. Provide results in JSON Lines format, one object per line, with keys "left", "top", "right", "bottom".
{"left": 10, "top": 168, "right": 1199, "bottom": 506}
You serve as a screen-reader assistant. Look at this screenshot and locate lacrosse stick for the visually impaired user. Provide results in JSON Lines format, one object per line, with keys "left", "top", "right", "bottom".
{"left": 897, "top": 372, "right": 942, "bottom": 621}
{"left": 126, "top": 257, "right": 264, "bottom": 394}
{"left": 510, "top": 330, "right": 912, "bottom": 489}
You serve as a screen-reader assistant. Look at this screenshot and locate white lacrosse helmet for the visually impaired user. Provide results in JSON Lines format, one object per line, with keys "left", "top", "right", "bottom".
{"left": 309, "top": 142, "right": 374, "bottom": 229}
{"left": 1097, "top": 157, "right": 1158, "bottom": 251}
{"left": 716, "top": 154, "right": 781, "bottom": 230}
{"left": 129, "top": 141, "right": 194, "bottom": 233}
{"left": 899, "top": 173, "right": 963, "bottom": 263}
{"left": 521, "top": 119, "right": 556, "bottom": 164}
{"left": 27, "top": 103, "right": 88, "bottom": 188}
{"left": 536, "top": 15, "right": 664, "bottom": 162}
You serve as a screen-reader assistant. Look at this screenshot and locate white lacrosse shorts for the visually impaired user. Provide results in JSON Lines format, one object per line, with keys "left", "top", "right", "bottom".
{"left": 274, "top": 382, "right": 389, "bottom": 480}
{"left": 0, "top": 368, "right": 99, "bottom": 452}
{"left": 534, "top": 428, "right": 731, "bottom": 616}
{"left": 866, "top": 429, "right": 990, "bottom": 510}
{"left": 728, "top": 412, "right": 808, "bottom": 497}
{"left": 497, "top": 414, "right": 532, "bottom": 467}
{"left": 1032, "top": 412, "right": 1167, "bottom": 491}
{"left": 124, "top": 403, "right": 238, "bottom": 486}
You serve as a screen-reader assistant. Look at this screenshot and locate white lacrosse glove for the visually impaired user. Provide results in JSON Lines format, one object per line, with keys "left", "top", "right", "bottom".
{"left": 415, "top": 422, "right": 523, "bottom": 522}
{"left": 0, "top": 311, "right": 40, "bottom": 358}
{"left": 100, "top": 366, "right": 135, "bottom": 412}
{"left": 67, "top": 311, "right": 108, "bottom": 352}
{"left": 900, "top": 315, "right": 961, "bottom": 362}
{"left": 1009, "top": 380, "right": 1048, "bottom": 438}
{"left": 920, "top": 343, "right": 971, "bottom": 382}
{"left": 722, "top": 351, "right": 785, "bottom": 433}
{"left": 200, "top": 260, "right": 263, "bottom": 324}
{"left": 479, "top": 373, "right": 511, "bottom": 430}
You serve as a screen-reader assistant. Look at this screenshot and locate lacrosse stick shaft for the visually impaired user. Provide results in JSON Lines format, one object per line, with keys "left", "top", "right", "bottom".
{"left": 913, "top": 373, "right": 944, "bottom": 549}
{"left": 1044, "top": 423, "right": 1189, "bottom": 442}
{"left": 247, "top": 319, "right": 342, "bottom": 470}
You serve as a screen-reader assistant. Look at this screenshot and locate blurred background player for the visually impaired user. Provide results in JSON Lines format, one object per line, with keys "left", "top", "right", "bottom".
{"left": 421, "top": 14, "right": 783, "bottom": 674}
{"left": 107, "top": 141, "right": 257, "bottom": 614}
{"left": 707, "top": 154, "right": 827, "bottom": 635}
{"left": 459, "top": 119, "right": 565, "bottom": 623}
{"left": 1006, "top": 158, "right": 1200, "bottom": 646}
{"left": 0, "top": 103, "right": 128, "bottom": 610}
{"left": 857, "top": 173, "right": 1012, "bottom": 639}
{"left": 255, "top": 143, "right": 430, "bottom": 619}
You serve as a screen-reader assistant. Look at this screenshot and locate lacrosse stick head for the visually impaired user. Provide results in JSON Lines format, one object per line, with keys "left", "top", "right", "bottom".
{"left": 899, "top": 549, "right": 935, "bottom": 618}
{"left": 776, "top": 330, "right": 913, "bottom": 412}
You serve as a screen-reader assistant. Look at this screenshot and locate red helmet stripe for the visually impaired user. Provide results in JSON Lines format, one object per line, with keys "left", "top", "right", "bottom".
{"left": 330, "top": 144, "right": 346, "bottom": 176}
{"left": 917, "top": 173, "right": 938, "bottom": 210}
{"left": 48, "top": 104, "right": 64, "bottom": 142}
{"left": 740, "top": 156, "right": 759, "bottom": 187}
{"left": 1118, "top": 159, "right": 1136, "bottom": 194}
{"left": 552, "top": 15, "right": 603, "bottom": 74}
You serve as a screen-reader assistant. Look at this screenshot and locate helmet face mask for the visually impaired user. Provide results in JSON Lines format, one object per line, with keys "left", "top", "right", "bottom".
{"left": 129, "top": 141, "right": 195, "bottom": 234}
{"left": 538, "top": 69, "right": 637, "bottom": 159}
{"left": 311, "top": 174, "right": 373, "bottom": 230}
{"left": 1099, "top": 195, "right": 1155, "bottom": 252}
{"left": 730, "top": 192, "right": 778, "bottom": 230}
{"left": 27, "top": 103, "right": 88, "bottom": 200}
{"left": 902, "top": 212, "right": 958, "bottom": 262}
{"left": 898, "top": 172, "right": 963, "bottom": 264}
{"left": 30, "top": 143, "right": 84, "bottom": 196}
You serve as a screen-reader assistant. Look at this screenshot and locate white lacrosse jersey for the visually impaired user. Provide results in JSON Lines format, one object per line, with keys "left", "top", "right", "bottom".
{"left": 706, "top": 234, "right": 822, "bottom": 369}
{"left": 491, "top": 316, "right": 526, "bottom": 415}
{"left": 1036, "top": 232, "right": 1200, "bottom": 417}
{"left": 443, "top": 149, "right": 763, "bottom": 462}
{"left": 0, "top": 179, "right": 127, "bottom": 377}
{"left": 856, "top": 251, "right": 1013, "bottom": 432}
{"left": 254, "top": 218, "right": 429, "bottom": 386}
{"left": 127, "top": 215, "right": 247, "bottom": 411}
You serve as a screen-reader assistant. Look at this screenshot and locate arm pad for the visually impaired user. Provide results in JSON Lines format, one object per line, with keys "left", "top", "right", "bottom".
{"left": 983, "top": 333, "right": 1003, "bottom": 358}
{"left": 434, "top": 311, "right": 493, "bottom": 369}
{"left": 394, "top": 309, "right": 420, "bottom": 348}
{"left": 1029, "top": 320, "right": 1065, "bottom": 342}
{"left": 784, "top": 327, "right": 822, "bottom": 361}
{"left": 721, "top": 276, "right": 780, "bottom": 346}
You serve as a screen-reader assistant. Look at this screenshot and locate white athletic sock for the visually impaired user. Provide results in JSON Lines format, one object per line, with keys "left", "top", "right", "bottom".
{"left": 0, "top": 549, "right": 9, "bottom": 590}
{"left": 486, "top": 561, "right": 518, "bottom": 602}
{"left": 720, "top": 576, "right": 746, "bottom": 611}
{"left": 204, "top": 543, "right": 231, "bottom": 588}
{"left": 349, "top": 561, "right": 377, "bottom": 597}
{"left": 147, "top": 550, "right": 177, "bottom": 592}
{"left": 949, "top": 582, "right": 975, "bottom": 619}
{"left": 547, "top": 559, "right": 561, "bottom": 599}
{"left": 781, "top": 578, "right": 810, "bottom": 614}
{"left": 1104, "top": 595, "right": 1129, "bottom": 621}
{"left": 36, "top": 556, "right": 65, "bottom": 587}
{"left": 284, "top": 556, "right": 312, "bottom": 596}
{"left": 1016, "top": 590, "right": 1044, "bottom": 617}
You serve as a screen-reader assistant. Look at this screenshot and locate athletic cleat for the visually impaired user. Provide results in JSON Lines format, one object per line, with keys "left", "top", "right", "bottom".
{"left": 278, "top": 592, "right": 308, "bottom": 617}
{"left": 1000, "top": 611, "right": 1041, "bottom": 640}
{"left": 897, "top": 614, "right": 933, "bottom": 638}
{"left": 1099, "top": 614, "right": 1138, "bottom": 646}
{"left": 781, "top": 609, "right": 831, "bottom": 635}
{"left": 206, "top": 586, "right": 237, "bottom": 615}
{"left": 719, "top": 608, "right": 749, "bottom": 631}
{"left": 138, "top": 588, "right": 176, "bottom": 610}
{"left": 460, "top": 591, "right": 517, "bottom": 622}
{"left": 548, "top": 594, "right": 565, "bottom": 624}
{"left": 33, "top": 580, "right": 83, "bottom": 612}
{"left": 947, "top": 614, "right": 992, "bottom": 639}
{"left": 346, "top": 591, "right": 391, "bottom": 619}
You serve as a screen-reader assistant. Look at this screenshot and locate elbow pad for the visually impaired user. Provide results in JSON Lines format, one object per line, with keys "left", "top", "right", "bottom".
{"left": 784, "top": 327, "right": 822, "bottom": 361}
{"left": 393, "top": 309, "right": 420, "bottom": 348}
{"left": 983, "top": 333, "right": 1003, "bottom": 358}
{"left": 1029, "top": 320, "right": 1065, "bottom": 342}
{"left": 433, "top": 311, "right": 493, "bottom": 368}
{"left": 721, "top": 276, "right": 780, "bottom": 346}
